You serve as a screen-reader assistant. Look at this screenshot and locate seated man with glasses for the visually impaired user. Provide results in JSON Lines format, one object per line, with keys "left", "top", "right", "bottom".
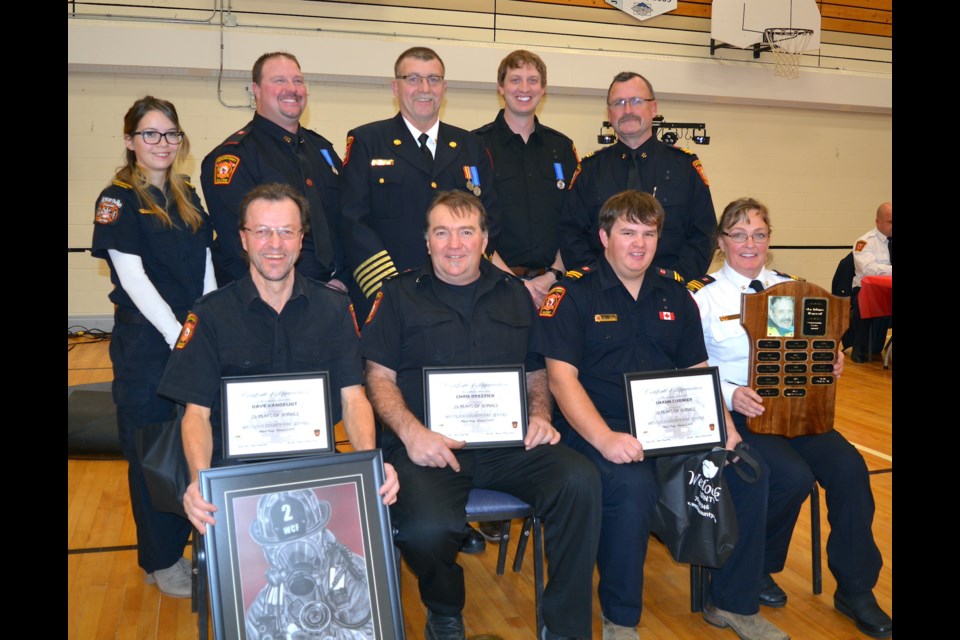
{"left": 158, "top": 183, "right": 399, "bottom": 537}
{"left": 559, "top": 71, "right": 716, "bottom": 283}
{"left": 339, "top": 45, "right": 508, "bottom": 327}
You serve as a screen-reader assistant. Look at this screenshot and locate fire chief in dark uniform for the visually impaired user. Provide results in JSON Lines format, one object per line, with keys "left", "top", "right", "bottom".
{"left": 559, "top": 72, "right": 716, "bottom": 283}
{"left": 339, "top": 46, "right": 505, "bottom": 320}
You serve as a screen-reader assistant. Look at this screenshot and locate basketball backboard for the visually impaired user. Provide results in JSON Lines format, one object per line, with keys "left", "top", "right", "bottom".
{"left": 711, "top": 0, "right": 821, "bottom": 51}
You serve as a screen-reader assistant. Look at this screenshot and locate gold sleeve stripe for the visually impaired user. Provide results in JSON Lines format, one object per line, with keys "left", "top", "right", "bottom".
{"left": 359, "top": 263, "right": 399, "bottom": 297}
{"left": 354, "top": 251, "right": 398, "bottom": 297}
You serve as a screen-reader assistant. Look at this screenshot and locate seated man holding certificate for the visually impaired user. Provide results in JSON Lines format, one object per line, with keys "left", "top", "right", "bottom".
{"left": 158, "top": 183, "right": 399, "bottom": 535}
{"left": 532, "top": 191, "right": 780, "bottom": 640}
{"left": 687, "top": 197, "right": 891, "bottom": 638}
{"left": 360, "top": 190, "right": 601, "bottom": 640}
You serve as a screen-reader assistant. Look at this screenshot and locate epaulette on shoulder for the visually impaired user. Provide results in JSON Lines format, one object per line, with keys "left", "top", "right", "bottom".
{"left": 179, "top": 174, "right": 196, "bottom": 189}
{"left": 580, "top": 149, "right": 602, "bottom": 162}
{"left": 111, "top": 179, "right": 133, "bottom": 190}
{"left": 473, "top": 121, "right": 495, "bottom": 135}
{"left": 656, "top": 267, "right": 685, "bottom": 285}
{"left": 666, "top": 144, "right": 697, "bottom": 156}
{"left": 563, "top": 265, "right": 594, "bottom": 280}
{"left": 772, "top": 270, "right": 803, "bottom": 282}
{"left": 685, "top": 274, "right": 715, "bottom": 293}
{"left": 220, "top": 126, "right": 253, "bottom": 147}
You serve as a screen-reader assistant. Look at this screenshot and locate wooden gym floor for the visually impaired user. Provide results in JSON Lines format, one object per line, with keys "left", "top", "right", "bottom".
{"left": 68, "top": 336, "right": 892, "bottom": 639}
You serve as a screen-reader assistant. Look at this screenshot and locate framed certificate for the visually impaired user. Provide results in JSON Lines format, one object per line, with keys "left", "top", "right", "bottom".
{"left": 623, "top": 367, "right": 726, "bottom": 457}
{"left": 423, "top": 365, "right": 527, "bottom": 448}
{"left": 221, "top": 372, "right": 334, "bottom": 462}
{"left": 199, "top": 451, "right": 405, "bottom": 640}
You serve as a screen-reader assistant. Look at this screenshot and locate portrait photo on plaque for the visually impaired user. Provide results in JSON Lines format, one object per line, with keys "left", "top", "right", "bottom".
{"left": 423, "top": 365, "right": 527, "bottom": 448}
{"left": 623, "top": 367, "right": 726, "bottom": 456}
{"left": 221, "top": 372, "right": 334, "bottom": 462}
{"left": 766, "top": 296, "right": 796, "bottom": 337}
{"left": 199, "top": 451, "right": 405, "bottom": 640}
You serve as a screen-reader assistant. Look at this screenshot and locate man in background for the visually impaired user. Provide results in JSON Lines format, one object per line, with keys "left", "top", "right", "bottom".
{"left": 850, "top": 202, "right": 892, "bottom": 363}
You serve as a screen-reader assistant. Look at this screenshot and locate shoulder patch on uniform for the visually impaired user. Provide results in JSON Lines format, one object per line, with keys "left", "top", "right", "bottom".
{"left": 772, "top": 270, "right": 802, "bottom": 281}
{"left": 656, "top": 267, "right": 685, "bottom": 284}
{"left": 539, "top": 286, "right": 567, "bottom": 317}
{"left": 212, "top": 155, "right": 240, "bottom": 185}
{"left": 685, "top": 275, "right": 715, "bottom": 293}
{"left": 854, "top": 240, "right": 867, "bottom": 252}
{"left": 364, "top": 290, "right": 384, "bottom": 326}
{"left": 343, "top": 135, "right": 355, "bottom": 166}
{"left": 692, "top": 158, "right": 709, "bottom": 187}
{"left": 175, "top": 312, "right": 198, "bottom": 350}
{"left": 95, "top": 196, "right": 122, "bottom": 224}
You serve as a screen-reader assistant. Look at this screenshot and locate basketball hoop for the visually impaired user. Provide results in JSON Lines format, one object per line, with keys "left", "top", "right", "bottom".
{"left": 764, "top": 28, "right": 814, "bottom": 79}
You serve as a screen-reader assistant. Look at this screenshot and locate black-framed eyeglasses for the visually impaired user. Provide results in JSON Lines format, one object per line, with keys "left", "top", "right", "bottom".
{"left": 397, "top": 74, "right": 444, "bottom": 87}
{"left": 242, "top": 226, "right": 303, "bottom": 241}
{"left": 607, "top": 96, "right": 655, "bottom": 109}
{"left": 132, "top": 130, "right": 185, "bottom": 145}
{"left": 722, "top": 231, "right": 770, "bottom": 244}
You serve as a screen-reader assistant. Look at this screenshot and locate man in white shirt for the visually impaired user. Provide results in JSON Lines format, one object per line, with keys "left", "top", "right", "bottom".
{"left": 850, "top": 202, "right": 892, "bottom": 363}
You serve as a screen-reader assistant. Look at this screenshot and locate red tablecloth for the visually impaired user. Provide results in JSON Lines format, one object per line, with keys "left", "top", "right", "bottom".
{"left": 859, "top": 275, "right": 892, "bottom": 318}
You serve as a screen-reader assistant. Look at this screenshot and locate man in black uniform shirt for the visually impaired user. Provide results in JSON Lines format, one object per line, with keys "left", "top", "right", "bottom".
{"left": 360, "top": 190, "right": 601, "bottom": 640}
{"left": 201, "top": 52, "right": 346, "bottom": 289}
{"left": 474, "top": 50, "right": 579, "bottom": 308}
{"left": 157, "top": 183, "right": 398, "bottom": 535}
{"left": 559, "top": 72, "right": 716, "bottom": 282}
{"left": 339, "top": 46, "right": 508, "bottom": 321}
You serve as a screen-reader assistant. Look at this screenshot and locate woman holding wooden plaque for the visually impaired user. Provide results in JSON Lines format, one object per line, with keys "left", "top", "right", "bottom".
{"left": 686, "top": 197, "right": 891, "bottom": 638}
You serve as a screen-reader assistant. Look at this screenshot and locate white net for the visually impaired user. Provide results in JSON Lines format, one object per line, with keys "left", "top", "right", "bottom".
{"left": 764, "top": 28, "right": 814, "bottom": 79}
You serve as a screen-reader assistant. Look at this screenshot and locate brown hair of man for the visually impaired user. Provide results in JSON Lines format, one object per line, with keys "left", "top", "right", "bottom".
{"left": 252, "top": 52, "right": 301, "bottom": 84}
{"left": 598, "top": 190, "right": 664, "bottom": 235}
{"left": 497, "top": 49, "right": 547, "bottom": 86}
{"left": 606, "top": 71, "right": 656, "bottom": 102}
{"left": 238, "top": 182, "right": 311, "bottom": 234}
{"left": 423, "top": 190, "right": 489, "bottom": 235}
{"left": 394, "top": 46, "right": 446, "bottom": 78}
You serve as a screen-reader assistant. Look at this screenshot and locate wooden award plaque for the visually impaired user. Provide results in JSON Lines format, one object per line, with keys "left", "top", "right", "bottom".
{"left": 741, "top": 280, "right": 849, "bottom": 437}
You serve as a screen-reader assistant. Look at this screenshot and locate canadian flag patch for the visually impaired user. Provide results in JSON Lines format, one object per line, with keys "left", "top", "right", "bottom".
{"left": 659, "top": 311, "right": 675, "bottom": 321}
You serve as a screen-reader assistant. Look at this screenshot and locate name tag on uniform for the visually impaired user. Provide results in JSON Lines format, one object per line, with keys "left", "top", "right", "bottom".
{"left": 370, "top": 159, "right": 395, "bottom": 166}
{"left": 594, "top": 314, "right": 618, "bottom": 322}
{"left": 719, "top": 313, "right": 740, "bottom": 321}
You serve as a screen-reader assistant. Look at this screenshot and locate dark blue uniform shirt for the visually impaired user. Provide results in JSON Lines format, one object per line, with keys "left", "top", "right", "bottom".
{"left": 531, "top": 257, "right": 706, "bottom": 438}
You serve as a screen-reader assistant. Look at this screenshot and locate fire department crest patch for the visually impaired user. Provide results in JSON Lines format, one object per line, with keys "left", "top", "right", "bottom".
{"left": 213, "top": 155, "right": 240, "bottom": 185}
{"left": 95, "top": 197, "right": 122, "bottom": 224}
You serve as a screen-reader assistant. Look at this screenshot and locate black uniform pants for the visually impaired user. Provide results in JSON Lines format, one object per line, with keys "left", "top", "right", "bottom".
{"left": 387, "top": 443, "right": 601, "bottom": 638}
{"left": 737, "top": 414, "right": 883, "bottom": 595}
{"left": 111, "top": 313, "right": 193, "bottom": 573}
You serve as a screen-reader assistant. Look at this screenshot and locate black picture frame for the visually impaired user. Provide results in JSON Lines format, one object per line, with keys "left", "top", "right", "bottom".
{"left": 199, "top": 451, "right": 405, "bottom": 639}
{"left": 423, "top": 365, "right": 528, "bottom": 448}
{"left": 623, "top": 367, "right": 727, "bottom": 457}
{"left": 221, "top": 371, "right": 334, "bottom": 462}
